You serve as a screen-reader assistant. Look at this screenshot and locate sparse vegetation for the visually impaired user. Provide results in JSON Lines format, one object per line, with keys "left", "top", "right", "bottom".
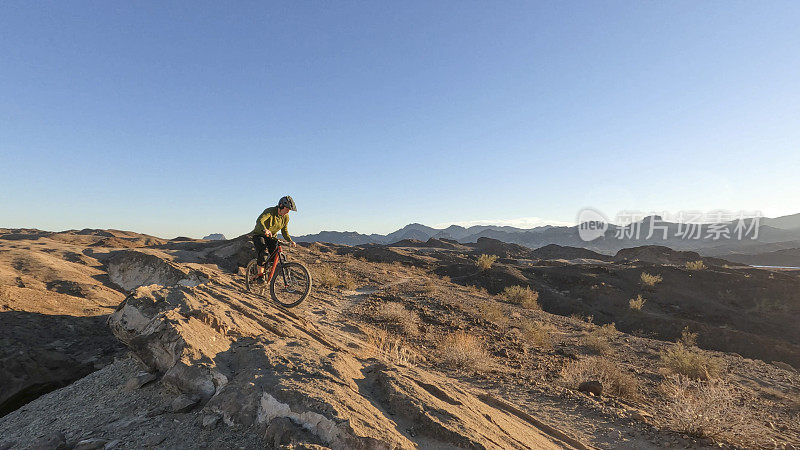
{"left": 308, "top": 242, "right": 323, "bottom": 253}
{"left": 660, "top": 343, "right": 723, "bottom": 380}
{"left": 314, "top": 264, "right": 339, "bottom": 288}
{"left": 439, "top": 331, "right": 490, "bottom": 370}
{"left": 465, "top": 284, "right": 488, "bottom": 296}
{"left": 375, "top": 302, "right": 418, "bottom": 334}
{"left": 476, "top": 254, "right": 498, "bottom": 271}
{"left": 640, "top": 272, "right": 663, "bottom": 287}
{"left": 421, "top": 279, "right": 439, "bottom": 295}
{"left": 520, "top": 320, "right": 554, "bottom": 349}
{"left": 365, "top": 327, "right": 418, "bottom": 365}
{"left": 629, "top": 294, "right": 646, "bottom": 311}
{"left": 314, "top": 264, "right": 358, "bottom": 290}
{"left": 678, "top": 326, "right": 698, "bottom": 347}
{"left": 659, "top": 375, "right": 753, "bottom": 441}
{"left": 339, "top": 272, "right": 358, "bottom": 290}
{"left": 561, "top": 357, "right": 641, "bottom": 401}
{"left": 580, "top": 323, "right": 617, "bottom": 355}
{"left": 501, "top": 285, "right": 540, "bottom": 309}
{"left": 480, "top": 301, "right": 508, "bottom": 327}
{"left": 685, "top": 260, "right": 706, "bottom": 271}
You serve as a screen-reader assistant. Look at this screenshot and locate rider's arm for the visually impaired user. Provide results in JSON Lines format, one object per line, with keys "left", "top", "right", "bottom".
{"left": 281, "top": 221, "right": 292, "bottom": 243}
{"left": 258, "top": 212, "right": 274, "bottom": 236}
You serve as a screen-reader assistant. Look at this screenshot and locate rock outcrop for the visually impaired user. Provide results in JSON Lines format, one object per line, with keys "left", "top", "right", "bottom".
{"left": 107, "top": 251, "right": 208, "bottom": 291}
{"left": 105, "top": 255, "right": 575, "bottom": 448}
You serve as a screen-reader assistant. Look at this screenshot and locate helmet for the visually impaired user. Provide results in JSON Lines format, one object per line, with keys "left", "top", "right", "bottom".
{"left": 278, "top": 195, "right": 297, "bottom": 211}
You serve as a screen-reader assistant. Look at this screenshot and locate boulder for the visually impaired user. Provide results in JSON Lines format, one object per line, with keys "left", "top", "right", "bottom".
{"left": 578, "top": 380, "right": 603, "bottom": 396}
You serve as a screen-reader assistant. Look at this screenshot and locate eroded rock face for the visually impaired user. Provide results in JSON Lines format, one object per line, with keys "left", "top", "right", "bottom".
{"left": 107, "top": 260, "right": 568, "bottom": 449}
{"left": 107, "top": 251, "right": 208, "bottom": 291}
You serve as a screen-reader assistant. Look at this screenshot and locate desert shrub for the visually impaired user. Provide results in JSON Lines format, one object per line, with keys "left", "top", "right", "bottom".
{"left": 629, "top": 294, "right": 646, "bottom": 311}
{"left": 421, "top": 279, "right": 439, "bottom": 295}
{"left": 314, "top": 264, "right": 358, "bottom": 290}
{"left": 476, "top": 254, "right": 498, "bottom": 271}
{"left": 315, "top": 265, "right": 339, "bottom": 288}
{"left": 659, "top": 375, "right": 755, "bottom": 441}
{"left": 339, "top": 272, "right": 358, "bottom": 290}
{"left": 580, "top": 323, "right": 617, "bottom": 355}
{"left": 640, "top": 272, "right": 663, "bottom": 287}
{"left": 678, "top": 326, "right": 698, "bottom": 347}
{"left": 439, "top": 331, "right": 490, "bottom": 369}
{"left": 660, "top": 343, "right": 723, "bottom": 380}
{"left": 365, "top": 327, "right": 418, "bottom": 365}
{"left": 502, "top": 285, "right": 540, "bottom": 309}
{"left": 466, "top": 284, "right": 488, "bottom": 296}
{"left": 375, "top": 302, "right": 418, "bottom": 335}
{"left": 570, "top": 313, "right": 594, "bottom": 324}
{"left": 685, "top": 260, "right": 706, "bottom": 271}
{"left": 561, "top": 356, "right": 640, "bottom": 401}
{"left": 480, "top": 301, "right": 508, "bottom": 327}
{"left": 520, "top": 321, "right": 554, "bottom": 349}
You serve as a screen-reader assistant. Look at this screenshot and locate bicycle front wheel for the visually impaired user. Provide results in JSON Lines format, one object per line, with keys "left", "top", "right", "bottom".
{"left": 270, "top": 262, "right": 312, "bottom": 308}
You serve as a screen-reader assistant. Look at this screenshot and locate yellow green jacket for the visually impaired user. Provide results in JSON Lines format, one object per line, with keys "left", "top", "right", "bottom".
{"left": 252, "top": 206, "right": 292, "bottom": 241}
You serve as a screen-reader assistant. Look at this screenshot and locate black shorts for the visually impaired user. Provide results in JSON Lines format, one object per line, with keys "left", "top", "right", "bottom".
{"left": 252, "top": 235, "right": 278, "bottom": 266}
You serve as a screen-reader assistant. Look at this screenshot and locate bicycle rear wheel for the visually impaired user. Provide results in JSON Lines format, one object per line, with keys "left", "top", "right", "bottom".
{"left": 245, "top": 259, "right": 268, "bottom": 298}
{"left": 270, "top": 262, "right": 312, "bottom": 308}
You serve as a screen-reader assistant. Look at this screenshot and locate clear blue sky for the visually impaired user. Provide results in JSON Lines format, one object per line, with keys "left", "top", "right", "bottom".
{"left": 2, "top": 1, "right": 799, "bottom": 238}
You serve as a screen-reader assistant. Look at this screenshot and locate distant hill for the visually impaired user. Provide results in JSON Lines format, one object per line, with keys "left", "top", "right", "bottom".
{"left": 762, "top": 213, "right": 800, "bottom": 231}
{"left": 721, "top": 248, "right": 800, "bottom": 267}
{"left": 295, "top": 213, "right": 800, "bottom": 258}
{"left": 202, "top": 233, "right": 227, "bottom": 240}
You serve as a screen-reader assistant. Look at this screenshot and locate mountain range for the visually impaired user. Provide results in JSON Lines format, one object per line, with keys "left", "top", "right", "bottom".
{"left": 296, "top": 213, "right": 800, "bottom": 261}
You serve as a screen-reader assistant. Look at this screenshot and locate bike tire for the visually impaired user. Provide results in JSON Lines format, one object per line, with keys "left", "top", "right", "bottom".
{"left": 245, "top": 259, "right": 268, "bottom": 298}
{"left": 270, "top": 262, "right": 312, "bottom": 308}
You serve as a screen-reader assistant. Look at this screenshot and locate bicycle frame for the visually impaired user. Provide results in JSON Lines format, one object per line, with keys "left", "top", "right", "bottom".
{"left": 266, "top": 244, "right": 283, "bottom": 282}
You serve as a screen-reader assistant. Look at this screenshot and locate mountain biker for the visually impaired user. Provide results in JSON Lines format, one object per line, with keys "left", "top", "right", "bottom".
{"left": 252, "top": 195, "right": 297, "bottom": 278}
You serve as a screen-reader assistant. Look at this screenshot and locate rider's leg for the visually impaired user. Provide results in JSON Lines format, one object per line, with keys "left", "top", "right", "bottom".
{"left": 263, "top": 237, "right": 279, "bottom": 275}
{"left": 252, "top": 235, "right": 268, "bottom": 277}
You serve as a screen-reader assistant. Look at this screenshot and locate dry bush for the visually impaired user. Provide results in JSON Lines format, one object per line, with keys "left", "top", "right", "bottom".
{"left": 580, "top": 323, "right": 617, "bottom": 355}
{"left": 476, "top": 254, "right": 498, "bottom": 271}
{"left": 561, "top": 357, "right": 641, "bottom": 401}
{"left": 685, "top": 260, "right": 706, "bottom": 271}
{"left": 365, "top": 327, "right": 418, "bottom": 365}
{"left": 339, "top": 272, "right": 358, "bottom": 290}
{"left": 502, "top": 285, "right": 540, "bottom": 309}
{"left": 596, "top": 322, "right": 617, "bottom": 338}
{"left": 375, "top": 302, "right": 418, "bottom": 335}
{"left": 439, "top": 331, "right": 490, "bottom": 370}
{"left": 480, "top": 301, "right": 508, "bottom": 327}
{"left": 466, "top": 284, "right": 488, "bottom": 296}
{"left": 659, "top": 375, "right": 755, "bottom": 441}
{"left": 421, "top": 279, "right": 439, "bottom": 295}
{"left": 660, "top": 343, "right": 723, "bottom": 380}
{"left": 640, "top": 272, "right": 663, "bottom": 287}
{"left": 314, "top": 265, "right": 339, "bottom": 288}
{"left": 520, "top": 320, "right": 554, "bottom": 349}
{"left": 678, "top": 326, "right": 698, "bottom": 347}
{"left": 629, "top": 294, "right": 646, "bottom": 311}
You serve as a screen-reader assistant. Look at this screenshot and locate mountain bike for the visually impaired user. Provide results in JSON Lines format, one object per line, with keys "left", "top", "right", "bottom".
{"left": 245, "top": 239, "right": 312, "bottom": 308}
